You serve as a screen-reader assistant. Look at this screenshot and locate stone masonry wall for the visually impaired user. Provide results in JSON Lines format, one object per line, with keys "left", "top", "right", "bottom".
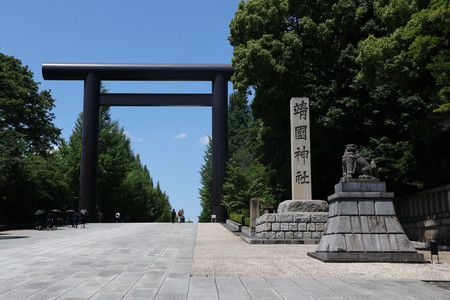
{"left": 395, "top": 184, "right": 450, "bottom": 246}
{"left": 255, "top": 212, "right": 328, "bottom": 240}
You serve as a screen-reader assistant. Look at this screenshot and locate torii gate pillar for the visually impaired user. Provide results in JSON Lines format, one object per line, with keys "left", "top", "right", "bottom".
{"left": 212, "top": 73, "right": 228, "bottom": 222}
{"left": 80, "top": 73, "right": 100, "bottom": 217}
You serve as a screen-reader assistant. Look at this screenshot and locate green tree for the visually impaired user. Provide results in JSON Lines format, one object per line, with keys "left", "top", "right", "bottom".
{"left": 358, "top": 0, "right": 449, "bottom": 110}
{"left": 96, "top": 107, "right": 135, "bottom": 218}
{"left": 198, "top": 137, "right": 213, "bottom": 222}
{"left": 60, "top": 106, "right": 172, "bottom": 221}
{"left": 356, "top": 0, "right": 450, "bottom": 191}
{"left": 228, "top": 91, "right": 252, "bottom": 155}
{"left": 121, "top": 155, "right": 154, "bottom": 221}
{"left": 229, "top": 0, "right": 385, "bottom": 201}
{"left": 0, "top": 53, "right": 66, "bottom": 223}
{"left": 222, "top": 148, "right": 274, "bottom": 215}
{"left": 198, "top": 92, "right": 275, "bottom": 219}
{"left": 153, "top": 181, "right": 172, "bottom": 222}
{"left": 222, "top": 92, "right": 274, "bottom": 215}
{"left": 229, "top": 0, "right": 448, "bottom": 199}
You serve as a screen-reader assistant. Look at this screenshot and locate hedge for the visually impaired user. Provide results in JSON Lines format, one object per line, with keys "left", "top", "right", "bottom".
{"left": 229, "top": 213, "right": 246, "bottom": 225}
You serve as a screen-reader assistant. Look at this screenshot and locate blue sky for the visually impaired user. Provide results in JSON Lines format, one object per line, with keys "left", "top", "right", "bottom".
{"left": 1, "top": 0, "right": 242, "bottom": 222}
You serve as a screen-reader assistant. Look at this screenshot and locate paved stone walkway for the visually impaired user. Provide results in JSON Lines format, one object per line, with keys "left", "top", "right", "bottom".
{"left": 0, "top": 223, "right": 448, "bottom": 299}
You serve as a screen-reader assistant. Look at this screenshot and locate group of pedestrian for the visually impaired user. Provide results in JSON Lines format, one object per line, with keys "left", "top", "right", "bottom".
{"left": 66, "top": 211, "right": 87, "bottom": 229}
{"left": 171, "top": 208, "right": 185, "bottom": 223}
{"left": 34, "top": 209, "right": 88, "bottom": 231}
{"left": 34, "top": 209, "right": 60, "bottom": 231}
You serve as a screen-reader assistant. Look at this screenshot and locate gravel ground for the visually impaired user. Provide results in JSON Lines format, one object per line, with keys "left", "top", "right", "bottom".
{"left": 191, "top": 223, "right": 450, "bottom": 280}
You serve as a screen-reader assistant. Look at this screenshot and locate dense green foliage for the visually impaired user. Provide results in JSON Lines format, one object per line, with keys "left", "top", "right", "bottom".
{"left": 197, "top": 138, "right": 213, "bottom": 222}
{"left": 222, "top": 92, "right": 274, "bottom": 216}
{"left": 356, "top": 0, "right": 450, "bottom": 190}
{"left": 228, "top": 0, "right": 449, "bottom": 202}
{"left": 198, "top": 92, "right": 274, "bottom": 220}
{"left": 60, "top": 106, "right": 172, "bottom": 222}
{"left": 0, "top": 52, "right": 171, "bottom": 224}
{"left": 0, "top": 53, "right": 68, "bottom": 223}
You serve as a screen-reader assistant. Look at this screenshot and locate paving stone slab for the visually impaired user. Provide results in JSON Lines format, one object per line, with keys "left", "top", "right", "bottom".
{"left": 215, "top": 277, "right": 251, "bottom": 300}
{"left": 0, "top": 223, "right": 448, "bottom": 299}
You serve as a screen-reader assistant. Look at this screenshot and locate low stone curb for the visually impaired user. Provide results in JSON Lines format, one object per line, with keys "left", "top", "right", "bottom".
{"left": 241, "top": 235, "right": 321, "bottom": 244}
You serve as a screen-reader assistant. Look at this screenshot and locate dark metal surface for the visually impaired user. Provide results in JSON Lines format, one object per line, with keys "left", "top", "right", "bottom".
{"left": 212, "top": 73, "right": 228, "bottom": 222}
{"left": 99, "top": 93, "right": 213, "bottom": 107}
{"left": 42, "top": 63, "right": 234, "bottom": 81}
{"left": 79, "top": 72, "right": 100, "bottom": 217}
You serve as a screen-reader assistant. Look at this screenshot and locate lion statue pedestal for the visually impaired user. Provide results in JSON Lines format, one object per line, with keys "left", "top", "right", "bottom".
{"left": 308, "top": 145, "right": 426, "bottom": 263}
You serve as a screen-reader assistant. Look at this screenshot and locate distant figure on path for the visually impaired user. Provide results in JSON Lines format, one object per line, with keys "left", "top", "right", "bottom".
{"left": 67, "top": 214, "right": 73, "bottom": 227}
{"left": 98, "top": 211, "right": 103, "bottom": 223}
{"left": 52, "top": 213, "right": 58, "bottom": 230}
{"left": 35, "top": 216, "right": 42, "bottom": 231}
{"left": 46, "top": 212, "right": 53, "bottom": 231}
{"left": 115, "top": 212, "right": 121, "bottom": 223}
{"left": 80, "top": 213, "right": 86, "bottom": 228}
{"left": 171, "top": 209, "right": 176, "bottom": 223}
{"left": 73, "top": 212, "right": 79, "bottom": 228}
{"left": 177, "top": 210, "right": 182, "bottom": 223}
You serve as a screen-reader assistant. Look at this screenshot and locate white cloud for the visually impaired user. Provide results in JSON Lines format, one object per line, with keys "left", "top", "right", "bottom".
{"left": 174, "top": 133, "right": 187, "bottom": 139}
{"left": 124, "top": 131, "right": 143, "bottom": 142}
{"left": 199, "top": 135, "right": 211, "bottom": 144}
{"left": 48, "top": 145, "right": 60, "bottom": 154}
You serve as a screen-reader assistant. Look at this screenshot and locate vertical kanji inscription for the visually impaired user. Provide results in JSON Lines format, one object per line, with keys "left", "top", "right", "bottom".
{"left": 291, "top": 97, "right": 312, "bottom": 199}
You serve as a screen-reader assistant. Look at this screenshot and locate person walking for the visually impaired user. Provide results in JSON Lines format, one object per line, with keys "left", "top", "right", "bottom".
{"left": 35, "top": 215, "right": 43, "bottom": 231}
{"left": 115, "top": 212, "right": 121, "bottom": 223}
{"left": 177, "top": 210, "right": 182, "bottom": 223}
{"left": 171, "top": 209, "right": 176, "bottom": 223}
{"left": 98, "top": 211, "right": 103, "bottom": 223}
{"left": 72, "top": 212, "right": 79, "bottom": 228}
{"left": 67, "top": 213, "right": 74, "bottom": 228}
{"left": 46, "top": 212, "right": 53, "bottom": 231}
{"left": 80, "top": 213, "right": 86, "bottom": 228}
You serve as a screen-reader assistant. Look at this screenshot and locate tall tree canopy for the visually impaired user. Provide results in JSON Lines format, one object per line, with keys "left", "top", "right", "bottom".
{"left": 229, "top": 0, "right": 449, "bottom": 201}
{"left": 60, "top": 106, "right": 172, "bottom": 222}
{"left": 0, "top": 53, "right": 67, "bottom": 223}
{"left": 198, "top": 137, "right": 213, "bottom": 222}
{"left": 222, "top": 92, "right": 274, "bottom": 215}
{"left": 198, "top": 92, "right": 274, "bottom": 219}
{"left": 356, "top": 0, "right": 450, "bottom": 190}
{"left": 0, "top": 53, "right": 172, "bottom": 223}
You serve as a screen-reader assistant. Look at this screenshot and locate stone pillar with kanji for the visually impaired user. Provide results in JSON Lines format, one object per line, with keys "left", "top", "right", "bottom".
{"left": 254, "top": 97, "right": 328, "bottom": 242}
{"left": 291, "top": 97, "right": 312, "bottom": 200}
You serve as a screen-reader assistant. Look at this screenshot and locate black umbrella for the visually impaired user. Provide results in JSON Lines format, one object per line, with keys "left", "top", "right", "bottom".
{"left": 80, "top": 209, "right": 89, "bottom": 215}
{"left": 66, "top": 210, "right": 75, "bottom": 213}
{"left": 52, "top": 209, "right": 61, "bottom": 213}
{"left": 35, "top": 209, "right": 46, "bottom": 216}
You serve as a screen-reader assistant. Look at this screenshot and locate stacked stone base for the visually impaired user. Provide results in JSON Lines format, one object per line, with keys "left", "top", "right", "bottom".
{"left": 308, "top": 179, "right": 427, "bottom": 263}
{"left": 308, "top": 251, "right": 425, "bottom": 263}
{"left": 255, "top": 212, "right": 328, "bottom": 242}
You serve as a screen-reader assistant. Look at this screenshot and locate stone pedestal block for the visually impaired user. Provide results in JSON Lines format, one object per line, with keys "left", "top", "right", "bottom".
{"left": 254, "top": 199, "right": 329, "bottom": 243}
{"left": 308, "top": 180, "right": 427, "bottom": 263}
{"left": 278, "top": 199, "right": 329, "bottom": 213}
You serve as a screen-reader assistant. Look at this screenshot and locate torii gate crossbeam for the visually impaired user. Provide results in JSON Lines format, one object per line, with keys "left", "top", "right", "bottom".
{"left": 42, "top": 63, "right": 233, "bottom": 222}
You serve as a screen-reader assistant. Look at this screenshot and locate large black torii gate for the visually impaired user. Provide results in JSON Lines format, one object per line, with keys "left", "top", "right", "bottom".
{"left": 42, "top": 63, "right": 233, "bottom": 222}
